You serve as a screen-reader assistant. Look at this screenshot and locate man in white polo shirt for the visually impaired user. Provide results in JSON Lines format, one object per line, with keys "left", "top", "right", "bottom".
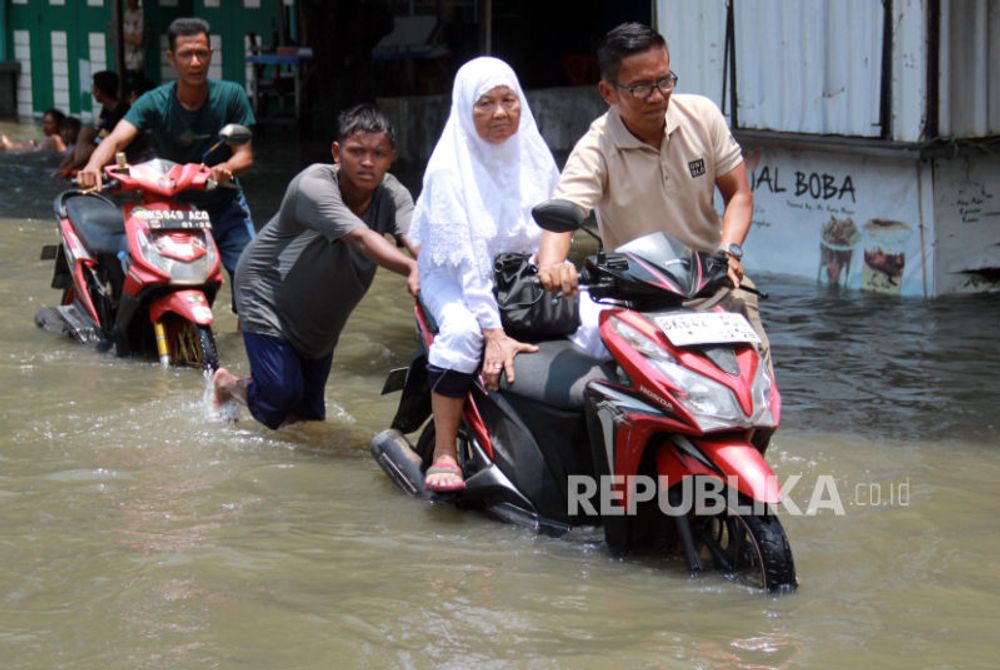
{"left": 537, "top": 22, "right": 767, "bottom": 364}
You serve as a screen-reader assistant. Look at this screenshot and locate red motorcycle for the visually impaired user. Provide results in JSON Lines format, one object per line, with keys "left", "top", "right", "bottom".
{"left": 372, "top": 199, "right": 796, "bottom": 592}
{"left": 35, "top": 125, "right": 252, "bottom": 371}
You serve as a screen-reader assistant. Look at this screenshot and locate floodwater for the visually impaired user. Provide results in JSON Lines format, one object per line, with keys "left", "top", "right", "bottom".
{"left": 2, "top": 119, "right": 999, "bottom": 669}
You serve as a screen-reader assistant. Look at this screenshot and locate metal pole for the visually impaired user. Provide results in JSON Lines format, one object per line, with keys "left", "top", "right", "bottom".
{"left": 276, "top": 0, "right": 287, "bottom": 47}
{"left": 113, "top": 0, "right": 125, "bottom": 97}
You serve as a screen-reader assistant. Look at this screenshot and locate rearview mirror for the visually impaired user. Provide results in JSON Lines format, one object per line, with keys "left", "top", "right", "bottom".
{"left": 219, "top": 124, "right": 252, "bottom": 146}
{"left": 531, "top": 199, "right": 584, "bottom": 233}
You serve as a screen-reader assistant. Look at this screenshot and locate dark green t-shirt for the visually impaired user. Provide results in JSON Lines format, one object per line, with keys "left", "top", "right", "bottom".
{"left": 124, "top": 79, "right": 255, "bottom": 207}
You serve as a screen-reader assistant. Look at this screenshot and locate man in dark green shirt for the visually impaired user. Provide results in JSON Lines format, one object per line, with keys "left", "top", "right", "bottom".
{"left": 77, "top": 17, "right": 256, "bottom": 298}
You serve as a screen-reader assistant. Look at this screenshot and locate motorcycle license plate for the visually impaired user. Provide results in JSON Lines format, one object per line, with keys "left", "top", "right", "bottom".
{"left": 653, "top": 312, "right": 761, "bottom": 346}
{"left": 133, "top": 207, "right": 212, "bottom": 230}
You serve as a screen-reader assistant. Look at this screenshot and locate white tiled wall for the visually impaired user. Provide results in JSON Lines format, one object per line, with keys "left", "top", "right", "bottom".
{"left": 159, "top": 35, "right": 176, "bottom": 82}
{"left": 88, "top": 33, "right": 107, "bottom": 73}
{"left": 13, "top": 30, "right": 32, "bottom": 117}
{"left": 87, "top": 32, "right": 108, "bottom": 119}
{"left": 244, "top": 34, "right": 256, "bottom": 95}
{"left": 208, "top": 34, "right": 223, "bottom": 81}
{"left": 50, "top": 31, "right": 70, "bottom": 112}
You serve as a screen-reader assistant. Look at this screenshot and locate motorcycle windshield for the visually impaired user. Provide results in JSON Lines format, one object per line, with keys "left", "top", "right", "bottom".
{"left": 128, "top": 158, "right": 182, "bottom": 183}
{"left": 616, "top": 232, "right": 704, "bottom": 297}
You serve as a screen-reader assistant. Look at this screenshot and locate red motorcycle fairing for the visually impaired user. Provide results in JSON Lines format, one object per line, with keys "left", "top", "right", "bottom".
{"left": 149, "top": 289, "right": 215, "bottom": 326}
{"left": 114, "top": 161, "right": 213, "bottom": 197}
{"left": 598, "top": 307, "right": 781, "bottom": 432}
{"left": 589, "top": 307, "right": 782, "bottom": 507}
{"left": 120, "top": 201, "right": 223, "bottom": 296}
{"left": 656, "top": 437, "right": 783, "bottom": 504}
{"left": 583, "top": 381, "right": 782, "bottom": 511}
{"left": 57, "top": 218, "right": 102, "bottom": 323}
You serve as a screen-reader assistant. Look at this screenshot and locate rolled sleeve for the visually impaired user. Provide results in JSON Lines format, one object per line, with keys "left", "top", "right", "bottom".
{"left": 294, "top": 168, "right": 365, "bottom": 241}
{"left": 709, "top": 105, "right": 743, "bottom": 177}
{"left": 553, "top": 132, "right": 607, "bottom": 217}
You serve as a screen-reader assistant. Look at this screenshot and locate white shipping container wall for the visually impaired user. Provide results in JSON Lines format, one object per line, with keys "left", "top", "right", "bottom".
{"left": 734, "top": 0, "right": 884, "bottom": 137}
{"left": 939, "top": 0, "right": 1000, "bottom": 137}
{"left": 890, "top": 0, "right": 928, "bottom": 142}
{"left": 656, "top": 0, "right": 728, "bottom": 110}
{"left": 932, "top": 154, "right": 1000, "bottom": 293}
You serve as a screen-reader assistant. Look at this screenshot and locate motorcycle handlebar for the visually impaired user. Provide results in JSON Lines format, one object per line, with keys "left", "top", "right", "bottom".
{"left": 525, "top": 267, "right": 605, "bottom": 291}
{"left": 71, "top": 177, "right": 120, "bottom": 194}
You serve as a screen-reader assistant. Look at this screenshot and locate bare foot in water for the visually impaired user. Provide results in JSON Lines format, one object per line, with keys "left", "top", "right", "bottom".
{"left": 212, "top": 367, "right": 249, "bottom": 409}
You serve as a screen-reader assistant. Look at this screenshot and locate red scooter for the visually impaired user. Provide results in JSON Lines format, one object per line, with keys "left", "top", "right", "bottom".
{"left": 35, "top": 124, "right": 252, "bottom": 371}
{"left": 372, "top": 200, "right": 796, "bottom": 592}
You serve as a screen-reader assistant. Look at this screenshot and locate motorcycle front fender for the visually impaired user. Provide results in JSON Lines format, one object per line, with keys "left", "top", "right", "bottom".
{"left": 148, "top": 289, "right": 214, "bottom": 326}
{"left": 658, "top": 435, "right": 782, "bottom": 504}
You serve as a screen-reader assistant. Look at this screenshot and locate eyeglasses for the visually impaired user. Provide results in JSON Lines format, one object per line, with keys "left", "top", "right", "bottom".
{"left": 615, "top": 73, "right": 679, "bottom": 100}
{"left": 174, "top": 48, "right": 212, "bottom": 62}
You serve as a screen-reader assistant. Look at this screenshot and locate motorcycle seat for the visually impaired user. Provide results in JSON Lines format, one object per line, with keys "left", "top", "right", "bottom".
{"left": 65, "top": 195, "right": 126, "bottom": 256}
{"left": 501, "top": 339, "right": 613, "bottom": 410}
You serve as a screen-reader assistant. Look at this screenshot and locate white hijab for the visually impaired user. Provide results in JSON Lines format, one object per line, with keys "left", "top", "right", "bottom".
{"left": 410, "top": 56, "right": 560, "bottom": 279}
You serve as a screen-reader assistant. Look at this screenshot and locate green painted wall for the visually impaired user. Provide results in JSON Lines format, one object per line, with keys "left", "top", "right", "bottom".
{"left": 1, "top": 1, "right": 9, "bottom": 62}
{"left": 194, "top": 1, "right": 283, "bottom": 84}
{"left": 5, "top": 0, "right": 285, "bottom": 117}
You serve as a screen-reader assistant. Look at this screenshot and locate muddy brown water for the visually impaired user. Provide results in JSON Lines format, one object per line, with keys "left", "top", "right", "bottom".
{"left": 2, "top": 120, "right": 999, "bottom": 669}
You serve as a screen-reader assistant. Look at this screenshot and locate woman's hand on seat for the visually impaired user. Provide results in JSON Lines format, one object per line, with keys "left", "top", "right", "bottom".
{"left": 481, "top": 328, "right": 538, "bottom": 390}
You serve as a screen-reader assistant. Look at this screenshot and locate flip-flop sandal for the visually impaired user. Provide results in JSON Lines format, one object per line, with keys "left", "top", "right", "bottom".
{"left": 424, "top": 461, "right": 467, "bottom": 492}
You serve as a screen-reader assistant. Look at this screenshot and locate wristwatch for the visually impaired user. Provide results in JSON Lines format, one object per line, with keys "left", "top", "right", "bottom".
{"left": 722, "top": 243, "right": 743, "bottom": 260}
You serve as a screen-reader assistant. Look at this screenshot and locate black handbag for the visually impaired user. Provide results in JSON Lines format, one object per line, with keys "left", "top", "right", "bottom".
{"left": 493, "top": 252, "right": 580, "bottom": 339}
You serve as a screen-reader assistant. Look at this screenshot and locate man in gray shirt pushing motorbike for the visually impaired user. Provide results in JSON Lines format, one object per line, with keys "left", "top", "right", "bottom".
{"left": 213, "top": 104, "right": 418, "bottom": 429}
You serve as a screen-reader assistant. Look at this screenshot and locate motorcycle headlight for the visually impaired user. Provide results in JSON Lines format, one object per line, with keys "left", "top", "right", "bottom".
{"left": 649, "top": 357, "right": 745, "bottom": 431}
{"left": 608, "top": 316, "right": 674, "bottom": 362}
{"left": 748, "top": 360, "right": 778, "bottom": 428}
{"left": 136, "top": 231, "right": 216, "bottom": 284}
{"left": 609, "top": 315, "right": 748, "bottom": 432}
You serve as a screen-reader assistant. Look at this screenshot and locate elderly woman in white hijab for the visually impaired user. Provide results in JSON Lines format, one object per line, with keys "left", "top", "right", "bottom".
{"left": 409, "top": 56, "right": 560, "bottom": 492}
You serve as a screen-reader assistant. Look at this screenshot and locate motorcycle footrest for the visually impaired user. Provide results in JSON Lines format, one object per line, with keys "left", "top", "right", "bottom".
{"left": 52, "top": 304, "right": 102, "bottom": 344}
{"left": 380, "top": 366, "right": 409, "bottom": 395}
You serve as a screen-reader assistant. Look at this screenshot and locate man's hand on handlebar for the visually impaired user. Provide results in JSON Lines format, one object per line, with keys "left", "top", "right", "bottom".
{"left": 726, "top": 254, "right": 745, "bottom": 289}
{"left": 210, "top": 165, "right": 234, "bottom": 186}
{"left": 75, "top": 165, "right": 103, "bottom": 191}
{"left": 538, "top": 262, "right": 579, "bottom": 297}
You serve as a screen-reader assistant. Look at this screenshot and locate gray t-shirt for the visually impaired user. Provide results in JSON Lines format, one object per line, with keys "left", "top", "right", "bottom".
{"left": 235, "top": 163, "right": 413, "bottom": 359}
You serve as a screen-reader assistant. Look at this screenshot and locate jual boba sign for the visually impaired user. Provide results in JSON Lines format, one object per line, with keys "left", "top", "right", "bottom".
{"left": 740, "top": 147, "right": 925, "bottom": 296}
